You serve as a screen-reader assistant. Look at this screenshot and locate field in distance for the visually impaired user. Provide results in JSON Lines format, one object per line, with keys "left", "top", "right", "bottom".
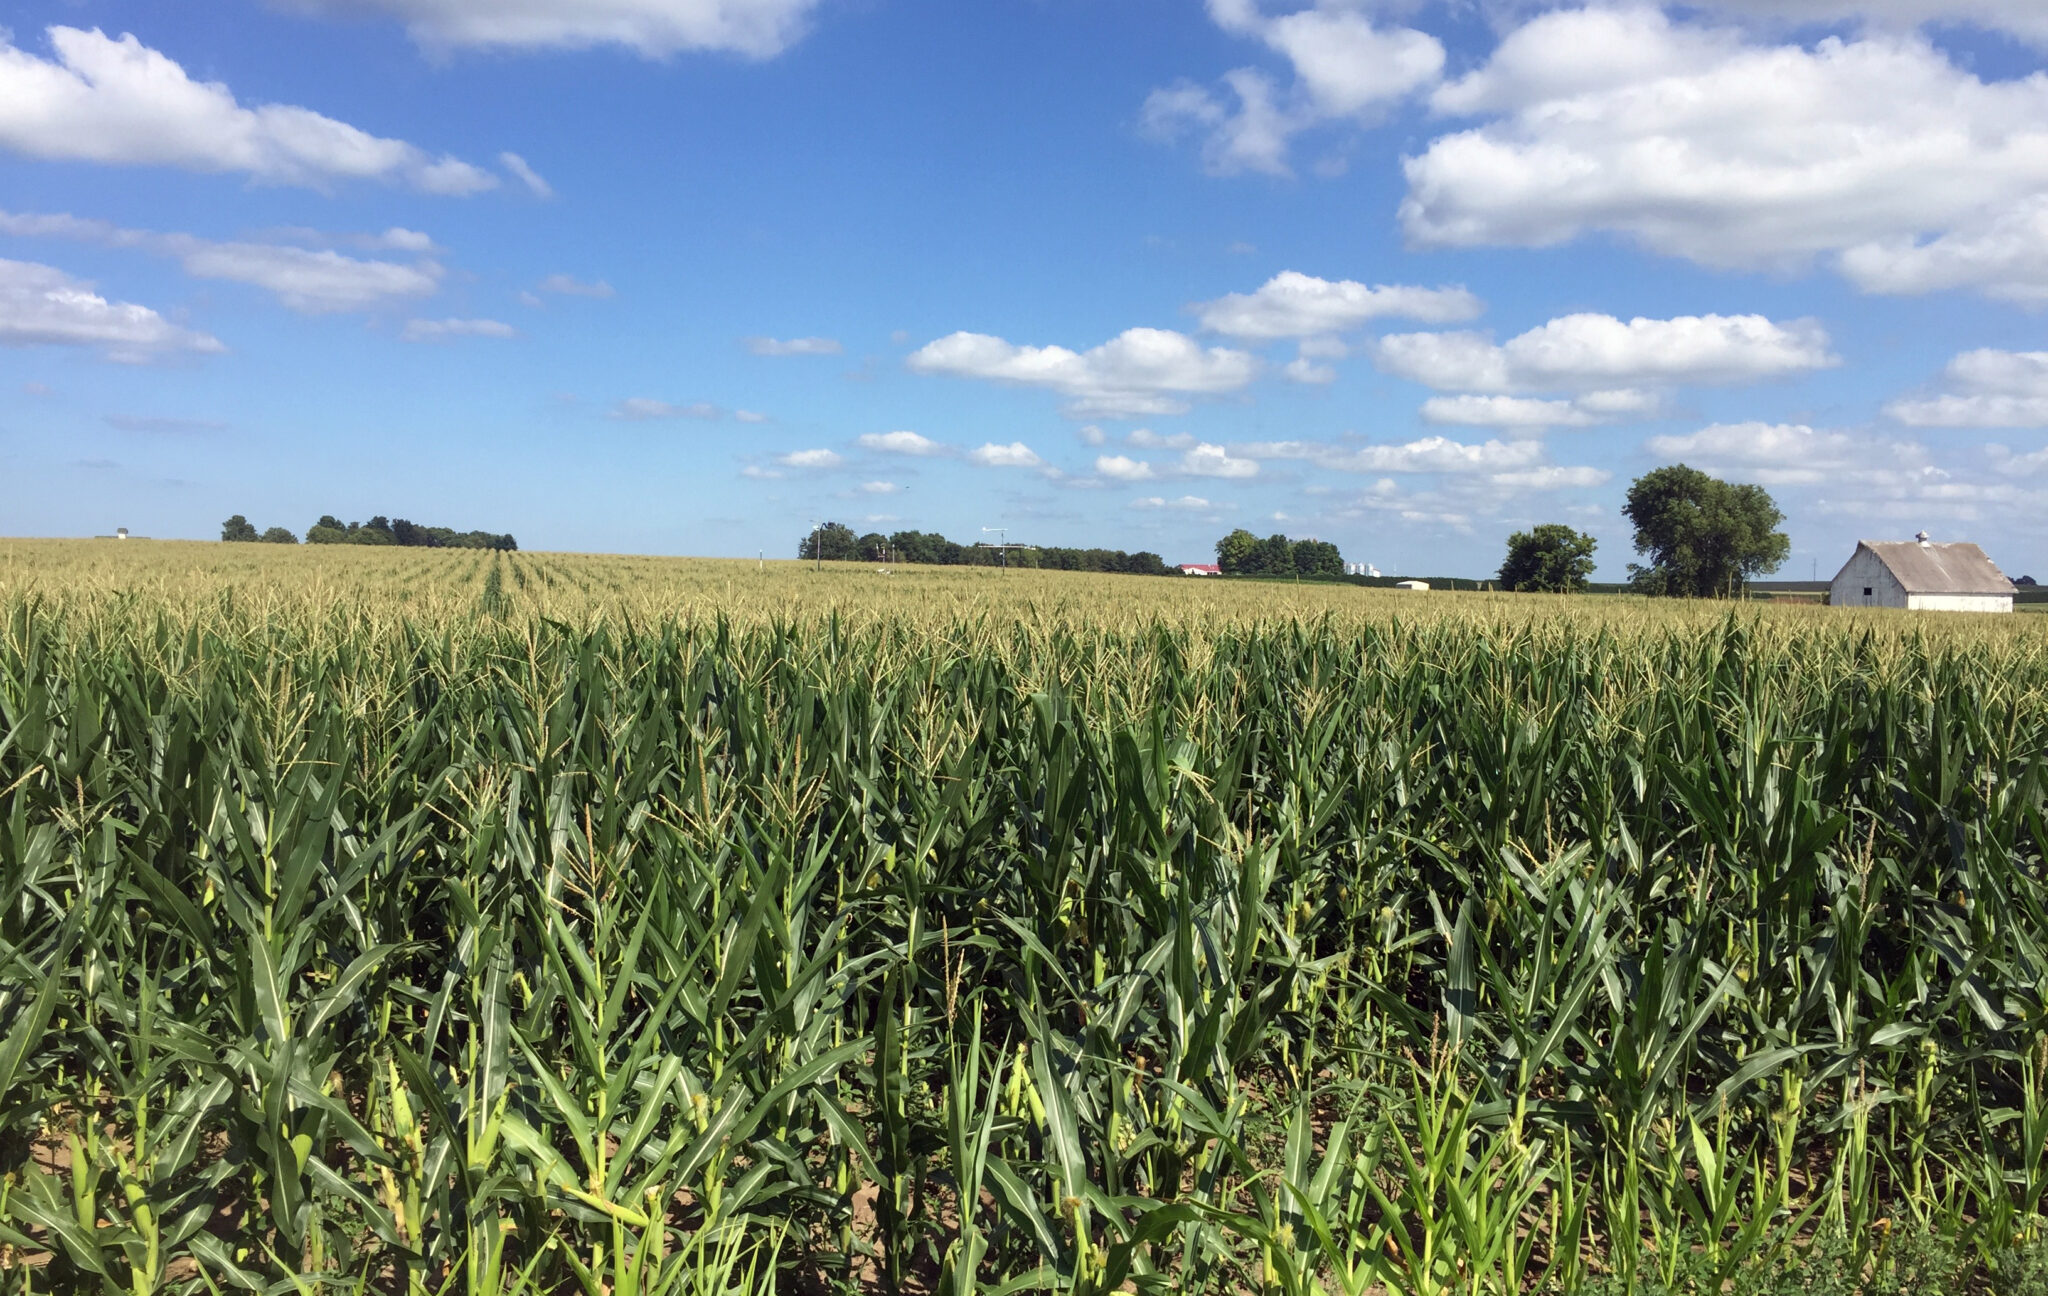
{"left": 2, "top": 537, "right": 2046, "bottom": 1296}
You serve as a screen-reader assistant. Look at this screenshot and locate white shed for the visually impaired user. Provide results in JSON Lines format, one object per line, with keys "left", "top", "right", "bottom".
{"left": 1829, "top": 534, "right": 2014, "bottom": 613}
{"left": 1393, "top": 580, "right": 1430, "bottom": 591}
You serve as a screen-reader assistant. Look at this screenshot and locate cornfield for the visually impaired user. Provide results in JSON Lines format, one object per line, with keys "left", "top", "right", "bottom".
{"left": 3, "top": 540, "right": 2047, "bottom": 1294}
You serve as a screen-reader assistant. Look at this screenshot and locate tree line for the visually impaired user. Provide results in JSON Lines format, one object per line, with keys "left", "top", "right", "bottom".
{"left": 800, "top": 523, "right": 1169, "bottom": 574}
{"left": 1213, "top": 530, "right": 1343, "bottom": 577}
{"left": 222, "top": 515, "right": 518, "bottom": 550}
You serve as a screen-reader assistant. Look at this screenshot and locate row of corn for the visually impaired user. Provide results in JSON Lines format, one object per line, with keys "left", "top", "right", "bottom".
{"left": 2, "top": 583, "right": 2047, "bottom": 1293}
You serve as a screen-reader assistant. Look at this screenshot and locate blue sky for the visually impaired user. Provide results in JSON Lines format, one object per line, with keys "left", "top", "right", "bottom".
{"left": 4, "top": 0, "right": 2048, "bottom": 579}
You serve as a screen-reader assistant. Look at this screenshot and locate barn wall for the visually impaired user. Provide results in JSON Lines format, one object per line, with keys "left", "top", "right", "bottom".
{"left": 1829, "top": 549, "right": 1906, "bottom": 608}
{"left": 1904, "top": 593, "right": 2014, "bottom": 613}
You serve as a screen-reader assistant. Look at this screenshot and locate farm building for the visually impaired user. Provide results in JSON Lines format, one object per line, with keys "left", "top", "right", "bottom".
{"left": 1178, "top": 563, "right": 1220, "bottom": 576}
{"left": 1393, "top": 580, "right": 1430, "bottom": 591}
{"left": 1828, "top": 534, "right": 2015, "bottom": 613}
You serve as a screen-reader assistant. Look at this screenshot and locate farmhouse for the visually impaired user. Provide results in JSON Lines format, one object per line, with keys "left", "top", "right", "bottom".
{"left": 1178, "top": 563, "right": 1220, "bottom": 576}
{"left": 1829, "top": 533, "right": 2015, "bottom": 613}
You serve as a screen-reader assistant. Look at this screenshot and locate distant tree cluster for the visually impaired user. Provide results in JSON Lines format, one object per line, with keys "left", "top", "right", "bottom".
{"left": 800, "top": 523, "right": 1168, "bottom": 575}
{"left": 1498, "top": 524, "right": 1598, "bottom": 593}
{"left": 1213, "top": 529, "right": 1343, "bottom": 578}
{"left": 221, "top": 516, "right": 299, "bottom": 544}
{"left": 303, "top": 515, "right": 517, "bottom": 550}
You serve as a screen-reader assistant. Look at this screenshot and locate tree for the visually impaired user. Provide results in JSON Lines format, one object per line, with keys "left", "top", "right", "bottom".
{"left": 1292, "top": 539, "right": 1343, "bottom": 578}
{"left": 1623, "top": 464, "right": 1789, "bottom": 597}
{"left": 1216, "top": 529, "right": 1258, "bottom": 574}
{"left": 221, "top": 515, "right": 258, "bottom": 542}
{"left": 259, "top": 526, "right": 298, "bottom": 544}
{"left": 306, "top": 523, "right": 347, "bottom": 544}
{"left": 800, "top": 522, "right": 858, "bottom": 562}
{"left": 856, "top": 532, "right": 890, "bottom": 562}
{"left": 1499, "top": 524, "right": 1598, "bottom": 593}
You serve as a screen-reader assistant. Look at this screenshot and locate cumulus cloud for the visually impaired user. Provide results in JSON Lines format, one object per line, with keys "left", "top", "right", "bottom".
{"left": 1145, "top": 1, "right": 1444, "bottom": 176}
{"left": 1192, "top": 271, "right": 1483, "bottom": 339}
{"left": 1180, "top": 442, "right": 1259, "bottom": 478}
{"left": 1646, "top": 422, "right": 1948, "bottom": 497}
{"left": 1131, "top": 495, "right": 1215, "bottom": 511}
{"left": 858, "top": 429, "right": 946, "bottom": 456}
{"left": 1421, "top": 389, "right": 1660, "bottom": 429}
{"left": 0, "top": 209, "right": 442, "bottom": 313}
{"left": 610, "top": 397, "right": 722, "bottom": 420}
{"left": 499, "top": 151, "right": 552, "bottom": 197}
{"left": 1244, "top": 434, "right": 1547, "bottom": 475}
{"left": 0, "top": 27, "right": 494, "bottom": 192}
{"left": 1888, "top": 349, "right": 2048, "bottom": 426}
{"left": 1128, "top": 428, "right": 1196, "bottom": 450}
{"left": 778, "top": 447, "right": 843, "bottom": 469}
{"left": 279, "top": 0, "right": 824, "bottom": 58}
{"left": 907, "top": 327, "right": 1257, "bottom": 418}
{"left": 1095, "top": 454, "right": 1157, "bottom": 481}
{"left": 860, "top": 481, "right": 901, "bottom": 494}
{"left": 1402, "top": 8, "right": 2048, "bottom": 299}
{"left": 968, "top": 441, "right": 1044, "bottom": 468}
{"left": 746, "top": 335, "right": 842, "bottom": 356}
{"left": 0, "top": 257, "right": 222, "bottom": 362}
{"left": 400, "top": 317, "right": 515, "bottom": 342}
{"left": 1376, "top": 314, "right": 1834, "bottom": 393}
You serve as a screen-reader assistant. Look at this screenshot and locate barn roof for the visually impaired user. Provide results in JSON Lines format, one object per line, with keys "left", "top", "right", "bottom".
{"left": 1857, "top": 541, "right": 2015, "bottom": 595}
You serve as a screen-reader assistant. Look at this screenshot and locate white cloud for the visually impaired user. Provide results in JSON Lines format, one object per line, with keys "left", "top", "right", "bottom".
{"left": 0, "top": 258, "right": 222, "bottom": 362}
{"left": 1095, "top": 454, "right": 1157, "bottom": 481}
{"left": 282, "top": 0, "right": 824, "bottom": 58}
{"left": 778, "top": 447, "right": 843, "bottom": 469}
{"left": 181, "top": 242, "right": 440, "bottom": 312}
{"left": 0, "top": 209, "right": 442, "bottom": 313}
{"left": 0, "top": 27, "right": 494, "bottom": 192}
{"left": 859, "top": 429, "right": 946, "bottom": 456}
{"left": 1131, "top": 495, "right": 1215, "bottom": 511}
{"left": 907, "top": 327, "right": 1257, "bottom": 418}
{"left": 1145, "top": 1, "right": 1444, "bottom": 176}
{"left": 1076, "top": 424, "right": 1107, "bottom": 446}
{"left": 1243, "top": 435, "right": 1546, "bottom": 474}
{"left": 746, "top": 334, "right": 842, "bottom": 356}
{"left": 537, "top": 273, "right": 613, "bottom": 298}
{"left": 734, "top": 409, "right": 768, "bottom": 423}
{"left": 499, "top": 151, "right": 553, "bottom": 197}
{"left": 1402, "top": 8, "right": 2048, "bottom": 299}
{"left": 1283, "top": 355, "right": 1336, "bottom": 384}
{"left": 400, "top": 317, "right": 515, "bottom": 342}
{"left": 611, "top": 397, "right": 721, "bottom": 420}
{"left": 1179, "top": 442, "right": 1259, "bottom": 478}
{"left": 860, "top": 481, "right": 901, "bottom": 494}
{"left": 1646, "top": 420, "right": 1943, "bottom": 490}
{"left": 1421, "top": 389, "right": 1659, "bottom": 429}
{"left": 968, "top": 441, "right": 1044, "bottom": 468}
{"left": 1377, "top": 314, "right": 1834, "bottom": 393}
{"left": 1888, "top": 348, "right": 2048, "bottom": 426}
{"left": 1192, "top": 271, "right": 1482, "bottom": 339}
{"left": 1488, "top": 466, "right": 1613, "bottom": 490}
{"left": 1421, "top": 395, "right": 1600, "bottom": 429}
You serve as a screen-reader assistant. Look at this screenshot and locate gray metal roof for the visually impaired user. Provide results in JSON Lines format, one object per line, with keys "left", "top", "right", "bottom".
{"left": 1857, "top": 541, "right": 2016, "bottom": 595}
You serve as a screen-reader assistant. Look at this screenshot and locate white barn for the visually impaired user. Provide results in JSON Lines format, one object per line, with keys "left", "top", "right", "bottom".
{"left": 1829, "top": 534, "right": 2015, "bottom": 613}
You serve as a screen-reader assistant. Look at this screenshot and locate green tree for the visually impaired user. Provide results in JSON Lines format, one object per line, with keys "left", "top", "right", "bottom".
{"left": 1292, "top": 539, "right": 1343, "bottom": 578}
{"left": 1499, "top": 524, "right": 1598, "bottom": 593}
{"left": 1623, "top": 464, "right": 1789, "bottom": 597}
{"left": 259, "top": 526, "right": 298, "bottom": 544}
{"left": 800, "top": 522, "right": 859, "bottom": 562}
{"left": 856, "top": 532, "right": 890, "bottom": 562}
{"left": 220, "top": 515, "right": 259, "bottom": 542}
{"left": 1215, "top": 529, "right": 1258, "bottom": 574}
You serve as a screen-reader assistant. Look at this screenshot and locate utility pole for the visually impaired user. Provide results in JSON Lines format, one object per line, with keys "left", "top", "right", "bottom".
{"left": 982, "top": 526, "right": 1007, "bottom": 570}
